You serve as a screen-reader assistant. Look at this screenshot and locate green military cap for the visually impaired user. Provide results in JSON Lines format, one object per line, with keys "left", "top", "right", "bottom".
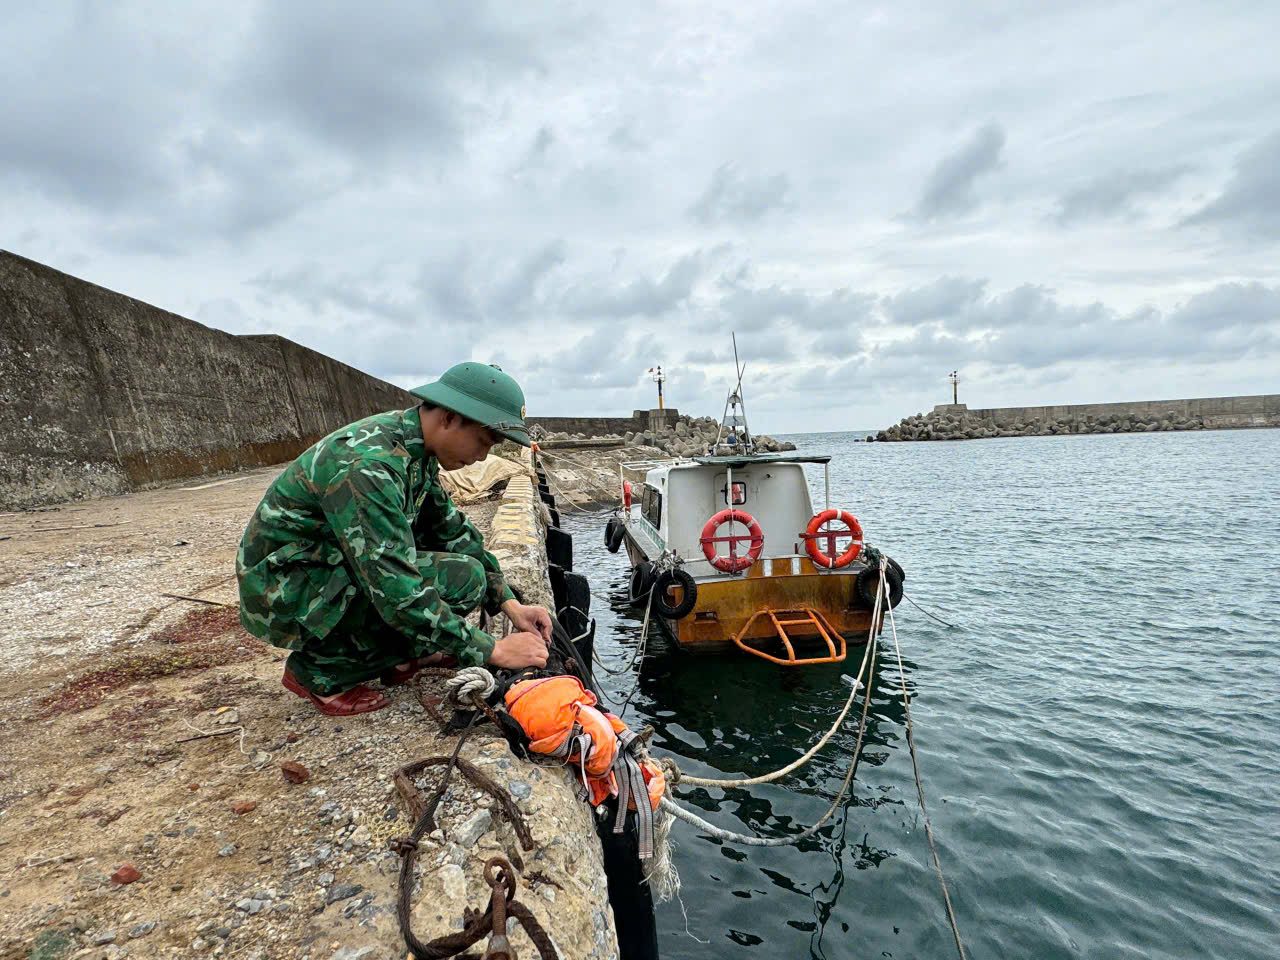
{"left": 410, "top": 362, "right": 531, "bottom": 447}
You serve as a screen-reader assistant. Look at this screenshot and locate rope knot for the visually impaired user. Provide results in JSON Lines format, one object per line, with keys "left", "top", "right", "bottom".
{"left": 658, "top": 756, "right": 682, "bottom": 785}
{"left": 446, "top": 666, "right": 497, "bottom": 708}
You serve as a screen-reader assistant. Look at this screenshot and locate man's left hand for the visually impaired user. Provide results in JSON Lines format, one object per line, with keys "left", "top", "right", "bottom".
{"left": 501, "top": 599, "right": 553, "bottom": 644}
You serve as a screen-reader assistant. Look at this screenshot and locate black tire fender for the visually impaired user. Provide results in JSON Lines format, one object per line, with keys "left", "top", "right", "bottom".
{"left": 856, "top": 564, "right": 904, "bottom": 609}
{"left": 606, "top": 519, "right": 625, "bottom": 554}
{"left": 629, "top": 561, "right": 654, "bottom": 606}
{"left": 652, "top": 569, "right": 698, "bottom": 619}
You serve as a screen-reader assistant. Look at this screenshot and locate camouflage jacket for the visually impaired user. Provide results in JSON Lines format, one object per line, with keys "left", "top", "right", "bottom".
{"left": 236, "top": 406, "right": 513, "bottom": 665}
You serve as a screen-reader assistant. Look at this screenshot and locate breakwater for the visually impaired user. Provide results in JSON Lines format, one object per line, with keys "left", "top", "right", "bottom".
{"left": 534, "top": 410, "right": 797, "bottom": 457}
{"left": 0, "top": 251, "right": 415, "bottom": 510}
{"left": 528, "top": 409, "right": 681, "bottom": 437}
{"left": 872, "top": 394, "right": 1279, "bottom": 442}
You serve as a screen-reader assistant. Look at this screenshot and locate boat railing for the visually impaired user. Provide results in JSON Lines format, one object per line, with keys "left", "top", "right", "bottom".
{"left": 682, "top": 553, "right": 860, "bottom": 581}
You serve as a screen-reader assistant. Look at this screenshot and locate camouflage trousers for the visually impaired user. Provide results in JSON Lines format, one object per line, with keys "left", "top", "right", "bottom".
{"left": 286, "top": 552, "right": 488, "bottom": 695}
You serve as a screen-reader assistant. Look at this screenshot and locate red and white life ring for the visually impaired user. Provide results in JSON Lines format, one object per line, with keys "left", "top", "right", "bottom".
{"left": 803, "top": 509, "right": 863, "bottom": 568}
{"left": 700, "top": 509, "right": 765, "bottom": 573}
{"left": 622, "top": 480, "right": 632, "bottom": 510}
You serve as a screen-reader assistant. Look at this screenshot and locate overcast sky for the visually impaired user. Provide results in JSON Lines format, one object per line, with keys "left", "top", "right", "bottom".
{"left": 4, "top": 1, "right": 1278, "bottom": 432}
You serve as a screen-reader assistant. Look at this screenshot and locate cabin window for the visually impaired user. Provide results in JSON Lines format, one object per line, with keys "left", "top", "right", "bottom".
{"left": 644, "top": 488, "right": 662, "bottom": 527}
{"left": 721, "top": 480, "right": 748, "bottom": 506}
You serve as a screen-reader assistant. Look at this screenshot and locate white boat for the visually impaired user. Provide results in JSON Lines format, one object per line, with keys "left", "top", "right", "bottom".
{"left": 604, "top": 365, "right": 904, "bottom": 666}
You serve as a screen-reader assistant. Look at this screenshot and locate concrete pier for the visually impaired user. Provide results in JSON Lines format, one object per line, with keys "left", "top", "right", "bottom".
{"left": 873, "top": 394, "right": 1279, "bottom": 441}
{"left": 0, "top": 450, "right": 621, "bottom": 959}
{"left": 943, "top": 395, "right": 1280, "bottom": 430}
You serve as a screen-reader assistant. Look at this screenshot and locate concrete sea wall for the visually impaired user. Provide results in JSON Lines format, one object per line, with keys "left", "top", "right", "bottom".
{"left": 873, "top": 395, "right": 1279, "bottom": 442}
{"left": 0, "top": 252, "right": 414, "bottom": 510}
{"left": 529, "top": 408, "right": 681, "bottom": 437}
{"left": 962, "top": 395, "right": 1280, "bottom": 430}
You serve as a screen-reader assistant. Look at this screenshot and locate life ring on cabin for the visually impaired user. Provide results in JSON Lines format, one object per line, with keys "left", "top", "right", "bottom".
{"left": 700, "top": 509, "right": 765, "bottom": 573}
{"left": 803, "top": 509, "right": 864, "bottom": 568}
{"left": 622, "top": 480, "right": 632, "bottom": 510}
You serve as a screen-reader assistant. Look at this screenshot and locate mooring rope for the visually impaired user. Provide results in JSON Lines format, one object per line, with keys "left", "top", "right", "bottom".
{"left": 660, "top": 599, "right": 878, "bottom": 789}
{"left": 531, "top": 451, "right": 593, "bottom": 512}
{"left": 903, "top": 592, "right": 958, "bottom": 629}
{"left": 656, "top": 576, "right": 885, "bottom": 848}
{"left": 882, "top": 562, "right": 968, "bottom": 960}
{"left": 616, "top": 582, "right": 657, "bottom": 716}
{"left": 550, "top": 600, "right": 641, "bottom": 681}
{"left": 444, "top": 666, "right": 497, "bottom": 705}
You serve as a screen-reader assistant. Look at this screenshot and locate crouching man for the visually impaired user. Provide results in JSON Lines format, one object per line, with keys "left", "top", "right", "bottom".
{"left": 236, "top": 362, "right": 550, "bottom": 716}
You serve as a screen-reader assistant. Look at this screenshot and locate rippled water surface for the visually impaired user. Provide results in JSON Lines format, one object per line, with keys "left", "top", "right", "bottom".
{"left": 559, "top": 428, "right": 1280, "bottom": 959}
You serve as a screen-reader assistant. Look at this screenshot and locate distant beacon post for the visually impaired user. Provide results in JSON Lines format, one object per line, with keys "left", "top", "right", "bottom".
{"left": 948, "top": 370, "right": 960, "bottom": 405}
{"left": 649, "top": 365, "right": 666, "bottom": 410}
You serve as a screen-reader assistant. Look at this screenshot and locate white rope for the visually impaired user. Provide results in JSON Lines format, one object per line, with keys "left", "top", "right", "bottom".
{"left": 532, "top": 451, "right": 594, "bottom": 512}
{"left": 656, "top": 577, "right": 885, "bottom": 848}
{"left": 642, "top": 804, "right": 680, "bottom": 903}
{"left": 883, "top": 561, "right": 968, "bottom": 960}
{"left": 666, "top": 586, "right": 880, "bottom": 789}
{"left": 445, "top": 666, "right": 497, "bottom": 707}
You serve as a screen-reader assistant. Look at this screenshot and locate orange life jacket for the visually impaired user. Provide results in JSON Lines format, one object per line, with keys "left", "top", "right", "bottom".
{"left": 504, "top": 675, "right": 666, "bottom": 857}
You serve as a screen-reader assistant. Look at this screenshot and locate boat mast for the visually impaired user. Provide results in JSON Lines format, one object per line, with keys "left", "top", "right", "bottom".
{"left": 715, "top": 333, "right": 754, "bottom": 455}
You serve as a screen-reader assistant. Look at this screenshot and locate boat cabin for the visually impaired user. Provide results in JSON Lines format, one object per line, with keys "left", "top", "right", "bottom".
{"left": 622, "top": 454, "right": 835, "bottom": 582}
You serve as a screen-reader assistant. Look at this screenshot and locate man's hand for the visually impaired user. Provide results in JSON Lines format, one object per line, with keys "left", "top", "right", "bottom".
{"left": 488, "top": 631, "right": 549, "bottom": 669}
{"left": 501, "top": 599, "right": 553, "bottom": 644}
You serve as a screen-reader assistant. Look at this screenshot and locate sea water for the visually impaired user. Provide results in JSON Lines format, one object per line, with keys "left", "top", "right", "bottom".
{"left": 560, "top": 427, "right": 1280, "bottom": 959}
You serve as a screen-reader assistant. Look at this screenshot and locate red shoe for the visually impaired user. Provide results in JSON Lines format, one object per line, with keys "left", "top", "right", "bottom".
{"left": 282, "top": 671, "right": 390, "bottom": 716}
{"left": 378, "top": 653, "right": 459, "bottom": 687}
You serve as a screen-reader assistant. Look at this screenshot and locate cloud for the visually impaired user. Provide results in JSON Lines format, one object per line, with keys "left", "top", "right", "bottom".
{"left": 882, "top": 276, "right": 988, "bottom": 326}
{"left": 1166, "top": 281, "right": 1280, "bottom": 330}
{"left": 1054, "top": 166, "right": 1191, "bottom": 225}
{"left": 230, "top": 3, "right": 536, "bottom": 166}
{"left": 910, "top": 123, "right": 1005, "bottom": 221}
{"left": 866, "top": 279, "right": 1278, "bottom": 377}
{"left": 4, "top": 1, "right": 1279, "bottom": 433}
{"left": 1182, "top": 131, "right": 1280, "bottom": 239}
{"left": 716, "top": 269, "right": 877, "bottom": 340}
{"left": 560, "top": 252, "right": 706, "bottom": 318}
{"left": 688, "top": 163, "right": 791, "bottom": 225}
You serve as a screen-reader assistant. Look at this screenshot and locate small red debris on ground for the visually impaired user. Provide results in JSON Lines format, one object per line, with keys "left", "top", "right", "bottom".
{"left": 281, "top": 761, "right": 309, "bottom": 784}
{"left": 152, "top": 606, "right": 243, "bottom": 645}
{"left": 35, "top": 645, "right": 257, "bottom": 717}
{"left": 111, "top": 864, "right": 141, "bottom": 885}
{"left": 230, "top": 800, "right": 257, "bottom": 815}
{"left": 187, "top": 783, "right": 200, "bottom": 791}
{"left": 285, "top": 732, "right": 299, "bottom": 743}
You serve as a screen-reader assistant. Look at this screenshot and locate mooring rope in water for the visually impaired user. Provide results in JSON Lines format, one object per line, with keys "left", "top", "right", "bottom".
{"left": 882, "top": 562, "right": 968, "bottom": 960}
{"left": 655, "top": 576, "right": 885, "bottom": 848}
{"left": 615, "top": 582, "right": 657, "bottom": 716}
{"left": 660, "top": 602, "right": 877, "bottom": 789}
{"left": 903, "top": 592, "right": 958, "bottom": 629}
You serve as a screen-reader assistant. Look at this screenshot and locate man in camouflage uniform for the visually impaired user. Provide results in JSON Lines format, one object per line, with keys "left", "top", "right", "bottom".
{"left": 237, "top": 362, "right": 550, "bottom": 716}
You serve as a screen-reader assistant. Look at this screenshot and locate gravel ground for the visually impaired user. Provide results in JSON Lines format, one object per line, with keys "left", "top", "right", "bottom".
{"left": 0, "top": 466, "right": 543, "bottom": 960}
